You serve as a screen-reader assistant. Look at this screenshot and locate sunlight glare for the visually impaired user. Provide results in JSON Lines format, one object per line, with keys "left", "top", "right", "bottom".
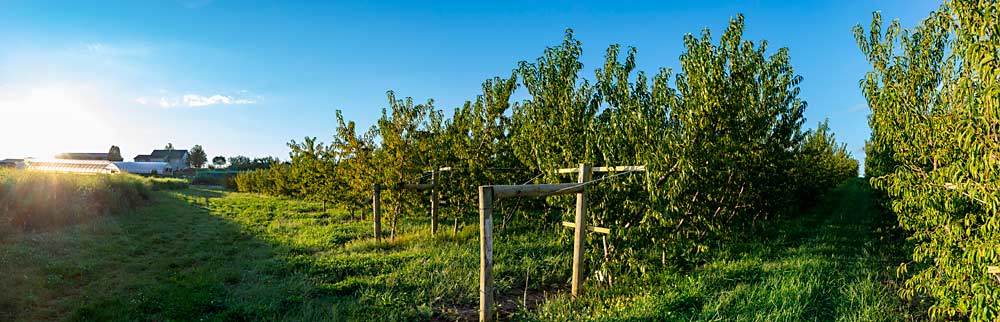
{"left": 0, "top": 85, "right": 115, "bottom": 158}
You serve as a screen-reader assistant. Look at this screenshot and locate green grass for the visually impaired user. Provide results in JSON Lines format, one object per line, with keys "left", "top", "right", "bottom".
{"left": 0, "top": 179, "right": 919, "bottom": 321}
{"left": 0, "top": 170, "right": 153, "bottom": 231}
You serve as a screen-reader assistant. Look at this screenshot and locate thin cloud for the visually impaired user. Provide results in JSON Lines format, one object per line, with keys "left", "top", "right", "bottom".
{"left": 159, "top": 97, "right": 178, "bottom": 108}
{"left": 136, "top": 91, "right": 260, "bottom": 108}
{"left": 183, "top": 94, "right": 258, "bottom": 107}
{"left": 847, "top": 103, "right": 868, "bottom": 113}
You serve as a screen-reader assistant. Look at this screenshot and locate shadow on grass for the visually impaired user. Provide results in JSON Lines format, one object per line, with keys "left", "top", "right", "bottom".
{"left": 0, "top": 188, "right": 366, "bottom": 321}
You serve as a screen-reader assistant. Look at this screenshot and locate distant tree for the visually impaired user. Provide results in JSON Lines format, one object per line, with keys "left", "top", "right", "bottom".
{"left": 165, "top": 143, "right": 174, "bottom": 150}
{"left": 228, "top": 156, "right": 251, "bottom": 170}
{"left": 227, "top": 155, "right": 276, "bottom": 171}
{"left": 188, "top": 145, "right": 208, "bottom": 168}
{"left": 108, "top": 145, "right": 123, "bottom": 162}
{"left": 212, "top": 156, "right": 226, "bottom": 168}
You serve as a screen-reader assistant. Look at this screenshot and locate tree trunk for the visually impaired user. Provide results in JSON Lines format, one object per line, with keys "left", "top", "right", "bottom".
{"left": 391, "top": 202, "right": 400, "bottom": 241}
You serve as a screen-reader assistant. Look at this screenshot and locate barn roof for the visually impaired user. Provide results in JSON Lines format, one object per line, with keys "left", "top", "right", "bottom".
{"left": 55, "top": 153, "right": 110, "bottom": 160}
{"left": 149, "top": 150, "right": 188, "bottom": 160}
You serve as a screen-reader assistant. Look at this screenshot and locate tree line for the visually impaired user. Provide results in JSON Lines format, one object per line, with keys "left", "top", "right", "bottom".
{"left": 857, "top": 0, "right": 999, "bottom": 320}
{"left": 235, "top": 15, "right": 858, "bottom": 279}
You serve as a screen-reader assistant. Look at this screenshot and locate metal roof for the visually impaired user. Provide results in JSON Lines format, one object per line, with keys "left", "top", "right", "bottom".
{"left": 24, "top": 159, "right": 120, "bottom": 174}
{"left": 114, "top": 162, "right": 170, "bottom": 174}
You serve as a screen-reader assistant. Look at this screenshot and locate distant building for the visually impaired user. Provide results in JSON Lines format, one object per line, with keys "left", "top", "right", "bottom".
{"left": 0, "top": 159, "right": 24, "bottom": 169}
{"left": 55, "top": 152, "right": 123, "bottom": 162}
{"left": 24, "top": 159, "right": 121, "bottom": 175}
{"left": 134, "top": 150, "right": 189, "bottom": 171}
{"left": 113, "top": 162, "right": 170, "bottom": 175}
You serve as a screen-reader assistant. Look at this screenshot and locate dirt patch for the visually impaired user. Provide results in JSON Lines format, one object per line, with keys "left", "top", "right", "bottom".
{"left": 436, "top": 286, "right": 567, "bottom": 321}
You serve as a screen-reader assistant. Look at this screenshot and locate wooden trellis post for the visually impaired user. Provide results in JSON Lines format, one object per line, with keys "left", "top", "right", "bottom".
{"left": 373, "top": 184, "right": 382, "bottom": 242}
{"left": 478, "top": 164, "right": 643, "bottom": 321}
{"left": 431, "top": 170, "right": 440, "bottom": 234}
{"left": 478, "top": 182, "right": 585, "bottom": 322}
{"left": 571, "top": 163, "right": 590, "bottom": 297}
{"left": 479, "top": 186, "right": 494, "bottom": 322}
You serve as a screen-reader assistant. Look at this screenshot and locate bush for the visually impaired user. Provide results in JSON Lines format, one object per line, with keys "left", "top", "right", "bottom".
{"left": 149, "top": 177, "right": 190, "bottom": 191}
{"left": 191, "top": 171, "right": 237, "bottom": 189}
{"left": 0, "top": 169, "right": 153, "bottom": 230}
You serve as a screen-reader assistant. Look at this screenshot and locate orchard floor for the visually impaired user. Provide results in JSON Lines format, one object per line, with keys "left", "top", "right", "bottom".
{"left": 0, "top": 179, "right": 922, "bottom": 321}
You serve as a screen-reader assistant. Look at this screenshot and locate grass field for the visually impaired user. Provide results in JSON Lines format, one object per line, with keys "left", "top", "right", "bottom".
{"left": 0, "top": 178, "right": 920, "bottom": 321}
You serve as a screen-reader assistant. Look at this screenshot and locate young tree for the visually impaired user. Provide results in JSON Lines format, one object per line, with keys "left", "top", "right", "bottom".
{"left": 188, "top": 145, "right": 208, "bottom": 168}
{"left": 372, "top": 91, "right": 435, "bottom": 240}
{"left": 330, "top": 110, "right": 378, "bottom": 219}
{"left": 512, "top": 29, "right": 599, "bottom": 175}
{"left": 212, "top": 156, "right": 226, "bottom": 168}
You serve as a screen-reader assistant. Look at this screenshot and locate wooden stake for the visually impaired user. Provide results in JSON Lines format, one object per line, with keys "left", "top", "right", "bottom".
{"left": 431, "top": 170, "right": 439, "bottom": 235}
{"left": 561, "top": 221, "right": 610, "bottom": 234}
{"left": 572, "top": 163, "right": 590, "bottom": 297}
{"left": 373, "top": 184, "right": 381, "bottom": 242}
{"left": 479, "top": 186, "right": 494, "bottom": 322}
{"left": 492, "top": 183, "right": 583, "bottom": 199}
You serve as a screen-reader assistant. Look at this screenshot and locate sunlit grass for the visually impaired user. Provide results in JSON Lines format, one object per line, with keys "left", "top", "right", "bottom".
{"left": 0, "top": 178, "right": 919, "bottom": 321}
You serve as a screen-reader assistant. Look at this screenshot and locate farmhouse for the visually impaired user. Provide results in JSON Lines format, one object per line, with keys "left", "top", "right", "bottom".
{"left": 135, "top": 149, "right": 189, "bottom": 171}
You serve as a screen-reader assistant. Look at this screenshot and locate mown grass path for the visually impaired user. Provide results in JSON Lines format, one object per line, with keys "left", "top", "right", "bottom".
{"left": 0, "top": 180, "right": 918, "bottom": 321}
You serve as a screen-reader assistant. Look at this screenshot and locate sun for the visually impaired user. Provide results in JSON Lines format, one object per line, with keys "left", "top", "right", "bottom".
{"left": 0, "top": 85, "right": 114, "bottom": 159}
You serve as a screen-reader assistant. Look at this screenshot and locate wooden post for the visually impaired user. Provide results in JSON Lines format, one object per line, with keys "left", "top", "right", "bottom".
{"left": 479, "top": 186, "right": 494, "bottom": 322}
{"left": 572, "top": 163, "right": 590, "bottom": 297}
{"left": 431, "top": 170, "right": 439, "bottom": 235}
{"left": 373, "top": 184, "right": 382, "bottom": 242}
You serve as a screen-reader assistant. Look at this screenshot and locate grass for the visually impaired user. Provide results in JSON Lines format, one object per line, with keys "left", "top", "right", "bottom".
{"left": 0, "top": 170, "right": 153, "bottom": 231}
{"left": 0, "top": 178, "right": 919, "bottom": 321}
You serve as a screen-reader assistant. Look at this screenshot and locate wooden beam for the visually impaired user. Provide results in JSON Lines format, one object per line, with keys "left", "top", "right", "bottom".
{"left": 594, "top": 165, "right": 646, "bottom": 172}
{"left": 399, "top": 183, "right": 434, "bottom": 190}
{"left": 571, "top": 163, "right": 590, "bottom": 297}
{"left": 479, "top": 186, "right": 495, "bottom": 322}
{"left": 561, "top": 221, "right": 611, "bottom": 235}
{"left": 491, "top": 183, "right": 583, "bottom": 200}
{"left": 555, "top": 165, "right": 646, "bottom": 174}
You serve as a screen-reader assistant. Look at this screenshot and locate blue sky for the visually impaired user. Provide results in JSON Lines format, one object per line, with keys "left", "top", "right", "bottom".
{"left": 0, "top": 0, "right": 940, "bottom": 165}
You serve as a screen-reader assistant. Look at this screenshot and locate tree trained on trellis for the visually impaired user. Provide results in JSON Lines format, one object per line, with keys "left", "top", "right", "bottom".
{"left": 855, "top": 2, "right": 1000, "bottom": 319}
{"left": 287, "top": 136, "right": 336, "bottom": 210}
{"left": 372, "top": 91, "right": 436, "bottom": 240}
{"left": 439, "top": 74, "right": 526, "bottom": 230}
{"left": 512, "top": 29, "right": 600, "bottom": 178}
{"left": 642, "top": 14, "right": 809, "bottom": 262}
{"left": 330, "top": 110, "right": 378, "bottom": 219}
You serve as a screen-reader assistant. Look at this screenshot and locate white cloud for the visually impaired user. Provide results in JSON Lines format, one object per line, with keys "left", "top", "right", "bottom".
{"left": 137, "top": 91, "right": 259, "bottom": 108}
{"left": 182, "top": 94, "right": 258, "bottom": 107}
{"left": 183, "top": 94, "right": 232, "bottom": 107}
{"left": 159, "top": 97, "right": 178, "bottom": 108}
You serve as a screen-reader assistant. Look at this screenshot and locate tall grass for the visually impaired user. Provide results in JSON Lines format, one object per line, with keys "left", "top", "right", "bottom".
{"left": 0, "top": 169, "right": 154, "bottom": 230}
